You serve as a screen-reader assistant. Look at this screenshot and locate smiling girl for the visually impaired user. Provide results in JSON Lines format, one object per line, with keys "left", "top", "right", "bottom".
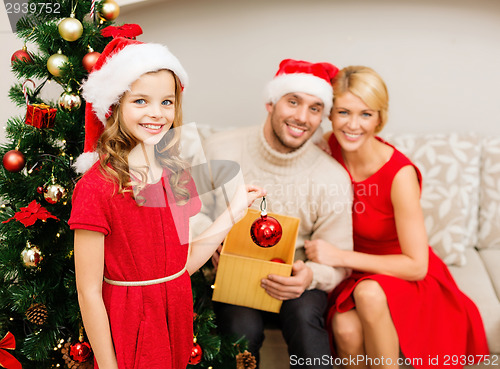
{"left": 68, "top": 37, "right": 263, "bottom": 369}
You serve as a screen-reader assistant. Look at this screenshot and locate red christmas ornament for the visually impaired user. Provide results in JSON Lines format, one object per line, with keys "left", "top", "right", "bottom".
{"left": 36, "top": 186, "right": 44, "bottom": 194}
{"left": 270, "top": 258, "right": 285, "bottom": 263}
{"left": 82, "top": 48, "right": 101, "bottom": 72}
{"left": 11, "top": 46, "right": 32, "bottom": 65}
{"left": 2, "top": 150, "right": 26, "bottom": 173}
{"left": 69, "top": 341, "right": 92, "bottom": 362}
{"left": 188, "top": 341, "right": 202, "bottom": 365}
{"left": 250, "top": 197, "right": 282, "bottom": 248}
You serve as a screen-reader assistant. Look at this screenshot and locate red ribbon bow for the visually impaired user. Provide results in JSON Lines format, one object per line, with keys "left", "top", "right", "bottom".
{"left": 101, "top": 23, "right": 143, "bottom": 39}
{"left": 0, "top": 332, "right": 22, "bottom": 369}
{"left": 2, "top": 200, "right": 59, "bottom": 227}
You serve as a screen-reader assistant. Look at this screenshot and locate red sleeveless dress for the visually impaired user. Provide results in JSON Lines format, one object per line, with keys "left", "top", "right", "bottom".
{"left": 69, "top": 163, "right": 201, "bottom": 369}
{"left": 326, "top": 135, "right": 489, "bottom": 368}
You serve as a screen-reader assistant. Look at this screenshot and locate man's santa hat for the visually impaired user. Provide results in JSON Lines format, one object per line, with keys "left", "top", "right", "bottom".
{"left": 74, "top": 37, "right": 188, "bottom": 173}
{"left": 266, "top": 59, "right": 339, "bottom": 116}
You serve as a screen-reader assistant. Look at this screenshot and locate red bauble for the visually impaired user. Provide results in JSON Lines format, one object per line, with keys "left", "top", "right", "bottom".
{"left": 250, "top": 213, "right": 282, "bottom": 248}
{"left": 11, "top": 47, "right": 32, "bottom": 65}
{"left": 270, "top": 258, "right": 285, "bottom": 263}
{"left": 82, "top": 50, "right": 101, "bottom": 72}
{"left": 3, "top": 150, "right": 26, "bottom": 173}
{"left": 69, "top": 341, "right": 92, "bottom": 362}
{"left": 36, "top": 186, "right": 44, "bottom": 194}
{"left": 188, "top": 342, "right": 202, "bottom": 365}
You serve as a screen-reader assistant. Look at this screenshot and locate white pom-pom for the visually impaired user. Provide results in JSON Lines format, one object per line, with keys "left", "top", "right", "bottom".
{"left": 73, "top": 152, "right": 99, "bottom": 174}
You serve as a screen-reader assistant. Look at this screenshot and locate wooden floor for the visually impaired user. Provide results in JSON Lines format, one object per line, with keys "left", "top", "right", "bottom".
{"left": 260, "top": 329, "right": 289, "bottom": 369}
{"left": 259, "top": 329, "right": 497, "bottom": 369}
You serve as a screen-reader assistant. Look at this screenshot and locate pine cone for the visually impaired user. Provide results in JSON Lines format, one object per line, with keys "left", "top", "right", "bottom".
{"left": 78, "top": 360, "right": 94, "bottom": 369}
{"left": 25, "top": 303, "right": 48, "bottom": 325}
{"left": 236, "top": 350, "right": 257, "bottom": 369}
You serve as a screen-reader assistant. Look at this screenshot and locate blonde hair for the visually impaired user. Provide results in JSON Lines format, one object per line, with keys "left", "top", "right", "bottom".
{"left": 332, "top": 66, "right": 389, "bottom": 133}
{"left": 96, "top": 70, "right": 190, "bottom": 203}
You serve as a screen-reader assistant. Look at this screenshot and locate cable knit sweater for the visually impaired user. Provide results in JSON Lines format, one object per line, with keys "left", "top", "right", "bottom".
{"left": 191, "top": 124, "right": 353, "bottom": 292}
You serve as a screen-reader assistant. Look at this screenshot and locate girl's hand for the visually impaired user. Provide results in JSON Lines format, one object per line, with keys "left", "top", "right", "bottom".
{"left": 230, "top": 185, "right": 266, "bottom": 223}
{"left": 245, "top": 185, "right": 266, "bottom": 207}
{"left": 304, "top": 239, "right": 342, "bottom": 267}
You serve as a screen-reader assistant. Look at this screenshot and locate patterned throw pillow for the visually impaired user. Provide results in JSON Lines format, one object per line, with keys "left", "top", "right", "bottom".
{"left": 478, "top": 137, "right": 500, "bottom": 249}
{"left": 383, "top": 133, "right": 481, "bottom": 266}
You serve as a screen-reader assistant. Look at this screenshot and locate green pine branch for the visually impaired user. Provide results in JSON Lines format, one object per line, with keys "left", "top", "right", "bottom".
{"left": 2, "top": 1, "right": 248, "bottom": 368}
{"left": 1, "top": 1, "right": 111, "bottom": 367}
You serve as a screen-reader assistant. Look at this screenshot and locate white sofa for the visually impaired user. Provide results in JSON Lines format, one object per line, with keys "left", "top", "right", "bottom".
{"left": 185, "top": 128, "right": 500, "bottom": 368}
{"left": 386, "top": 133, "right": 500, "bottom": 360}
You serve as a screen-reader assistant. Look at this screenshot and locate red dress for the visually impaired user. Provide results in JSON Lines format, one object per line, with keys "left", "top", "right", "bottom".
{"left": 326, "top": 135, "right": 489, "bottom": 368}
{"left": 69, "top": 163, "right": 201, "bottom": 369}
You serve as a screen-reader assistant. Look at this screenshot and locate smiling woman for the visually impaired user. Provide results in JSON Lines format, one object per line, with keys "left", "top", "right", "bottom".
{"left": 308, "top": 65, "right": 489, "bottom": 369}
{"left": 330, "top": 92, "right": 383, "bottom": 160}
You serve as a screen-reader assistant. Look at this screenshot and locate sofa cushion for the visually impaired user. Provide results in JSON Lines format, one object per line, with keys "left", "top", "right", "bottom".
{"left": 383, "top": 133, "right": 481, "bottom": 266}
{"left": 478, "top": 137, "right": 500, "bottom": 249}
{"left": 479, "top": 249, "right": 500, "bottom": 304}
{"left": 448, "top": 248, "right": 500, "bottom": 354}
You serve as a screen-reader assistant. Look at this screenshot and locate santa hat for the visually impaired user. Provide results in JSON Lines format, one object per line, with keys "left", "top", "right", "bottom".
{"left": 74, "top": 37, "right": 188, "bottom": 174}
{"left": 266, "top": 59, "right": 339, "bottom": 116}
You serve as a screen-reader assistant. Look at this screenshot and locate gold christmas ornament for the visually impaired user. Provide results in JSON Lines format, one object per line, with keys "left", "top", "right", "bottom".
{"left": 58, "top": 88, "right": 82, "bottom": 111}
{"left": 58, "top": 13, "right": 83, "bottom": 42}
{"left": 100, "top": 0, "right": 120, "bottom": 21}
{"left": 47, "top": 50, "right": 69, "bottom": 77}
{"left": 21, "top": 242, "right": 43, "bottom": 268}
{"left": 44, "top": 183, "right": 67, "bottom": 204}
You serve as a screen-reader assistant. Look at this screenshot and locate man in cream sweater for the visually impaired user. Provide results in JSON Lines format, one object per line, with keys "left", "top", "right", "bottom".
{"left": 191, "top": 59, "right": 353, "bottom": 368}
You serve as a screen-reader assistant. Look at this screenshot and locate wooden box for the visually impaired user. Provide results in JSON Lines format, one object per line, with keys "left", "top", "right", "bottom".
{"left": 212, "top": 208, "right": 299, "bottom": 313}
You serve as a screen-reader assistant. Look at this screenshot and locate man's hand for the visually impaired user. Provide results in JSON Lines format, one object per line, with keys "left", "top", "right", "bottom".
{"left": 260, "top": 260, "right": 313, "bottom": 300}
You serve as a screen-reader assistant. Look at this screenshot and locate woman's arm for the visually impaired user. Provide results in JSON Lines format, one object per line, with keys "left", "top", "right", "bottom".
{"left": 390, "top": 165, "right": 429, "bottom": 279}
{"left": 186, "top": 185, "right": 265, "bottom": 274}
{"left": 305, "top": 166, "right": 428, "bottom": 281}
{"left": 74, "top": 229, "right": 119, "bottom": 369}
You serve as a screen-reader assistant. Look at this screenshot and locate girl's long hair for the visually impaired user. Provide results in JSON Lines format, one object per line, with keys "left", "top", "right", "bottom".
{"left": 95, "top": 70, "right": 190, "bottom": 203}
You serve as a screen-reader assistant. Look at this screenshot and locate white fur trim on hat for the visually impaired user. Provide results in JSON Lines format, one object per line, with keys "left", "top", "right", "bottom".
{"left": 81, "top": 43, "right": 188, "bottom": 125}
{"left": 73, "top": 152, "right": 99, "bottom": 174}
{"left": 266, "top": 73, "right": 333, "bottom": 116}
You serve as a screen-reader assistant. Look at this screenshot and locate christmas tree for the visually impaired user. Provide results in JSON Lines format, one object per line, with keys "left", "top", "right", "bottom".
{"left": 0, "top": 0, "right": 250, "bottom": 368}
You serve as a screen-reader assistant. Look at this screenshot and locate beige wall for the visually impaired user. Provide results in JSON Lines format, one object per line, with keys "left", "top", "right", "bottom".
{"left": 2, "top": 0, "right": 500, "bottom": 142}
